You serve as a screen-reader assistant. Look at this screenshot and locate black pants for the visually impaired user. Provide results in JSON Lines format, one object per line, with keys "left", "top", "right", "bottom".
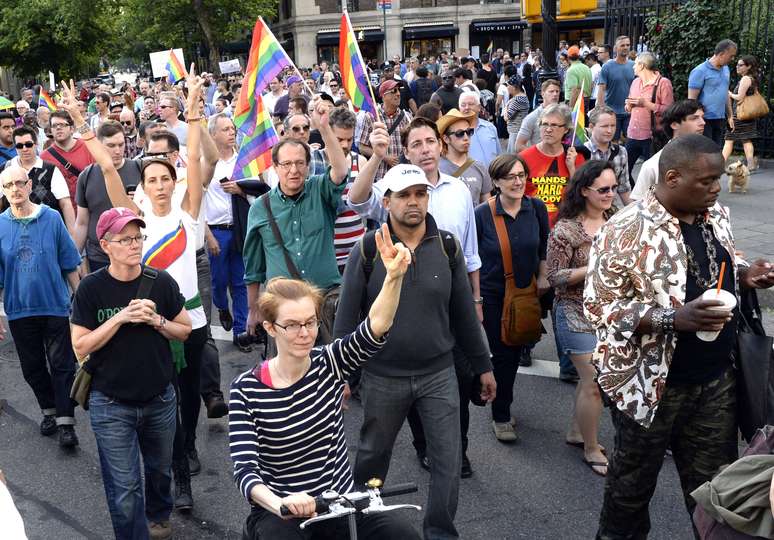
{"left": 408, "top": 347, "right": 475, "bottom": 456}
{"left": 481, "top": 301, "right": 522, "bottom": 423}
{"left": 244, "top": 505, "right": 421, "bottom": 540}
{"left": 597, "top": 368, "right": 738, "bottom": 540}
{"left": 172, "top": 326, "right": 208, "bottom": 461}
{"left": 703, "top": 119, "right": 727, "bottom": 147}
{"left": 8, "top": 316, "right": 76, "bottom": 422}
{"left": 196, "top": 247, "right": 224, "bottom": 403}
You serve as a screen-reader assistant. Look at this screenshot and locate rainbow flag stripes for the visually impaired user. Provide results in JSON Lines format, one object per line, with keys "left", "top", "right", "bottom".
{"left": 232, "top": 17, "right": 291, "bottom": 179}
{"left": 339, "top": 12, "right": 377, "bottom": 117}
{"left": 142, "top": 221, "right": 187, "bottom": 270}
{"left": 165, "top": 50, "right": 187, "bottom": 84}
{"left": 38, "top": 89, "right": 57, "bottom": 111}
{"left": 571, "top": 82, "right": 587, "bottom": 145}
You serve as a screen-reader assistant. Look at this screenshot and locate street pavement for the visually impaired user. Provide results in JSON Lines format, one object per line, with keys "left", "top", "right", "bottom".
{"left": 2, "top": 163, "right": 772, "bottom": 540}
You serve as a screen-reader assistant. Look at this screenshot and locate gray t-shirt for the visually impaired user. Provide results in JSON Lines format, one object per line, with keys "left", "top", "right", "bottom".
{"left": 439, "top": 157, "right": 493, "bottom": 204}
{"left": 165, "top": 120, "right": 189, "bottom": 146}
{"left": 76, "top": 159, "right": 143, "bottom": 264}
{"left": 517, "top": 106, "right": 543, "bottom": 148}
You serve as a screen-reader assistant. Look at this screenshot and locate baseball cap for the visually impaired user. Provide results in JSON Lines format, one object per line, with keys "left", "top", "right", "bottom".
{"left": 379, "top": 164, "right": 433, "bottom": 194}
{"left": 379, "top": 79, "right": 400, "bottom": 98}
{"left": 507, "top": 75, "right": 523, "bottom": 88}
{"left": 568, "top": 45, "right": 581, "bottom": 60}
{"left": 436, "top": 108, "right": 476, "bottom": 137}
{"left": 285, "top": 75, "right": 302, "bottom": 86}
{"left": 96, "top": 207, "right": 146, "bottom": 240}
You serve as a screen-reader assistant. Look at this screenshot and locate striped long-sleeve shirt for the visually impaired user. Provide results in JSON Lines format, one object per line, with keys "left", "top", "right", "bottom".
{"left": 229, "top": 319, "right": 385, "bottom": 504}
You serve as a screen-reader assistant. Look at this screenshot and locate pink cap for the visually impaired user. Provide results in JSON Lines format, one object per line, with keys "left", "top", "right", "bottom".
{"left": 96, "top": 207, "right": 146, "bottom": 240}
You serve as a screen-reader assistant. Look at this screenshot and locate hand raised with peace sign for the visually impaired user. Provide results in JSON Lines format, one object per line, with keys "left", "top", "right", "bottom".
{"left": 375, "top": 223, "right": 411, "bottom": 280}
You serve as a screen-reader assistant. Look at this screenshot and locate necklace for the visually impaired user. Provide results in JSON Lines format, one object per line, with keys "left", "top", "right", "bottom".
{"left": 683, "top": 215, "right": 719, "bottom": 290}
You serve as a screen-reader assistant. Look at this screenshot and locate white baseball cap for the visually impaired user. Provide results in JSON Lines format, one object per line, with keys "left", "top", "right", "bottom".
{"left": 379, "top": 164, "right": 433, "bottom": 194}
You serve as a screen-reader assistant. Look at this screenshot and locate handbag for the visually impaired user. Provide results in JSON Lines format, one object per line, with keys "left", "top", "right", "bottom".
{"left": 735, "top": 288, "right": 774, "bottom": 443}
{"left": 70, "top": 266, "right": 158, "bottom": 410}
{"left": 737, "top": 89, "right": 770, "bottom": 122}
{"left": 488, "top": 197, "right": 542, "bottom": 347}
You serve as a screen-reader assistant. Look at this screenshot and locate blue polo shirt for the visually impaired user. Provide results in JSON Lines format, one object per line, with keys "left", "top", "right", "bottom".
{"left": 688, "top": 60, "right": 730, "bottom": 120}
{"left": 475, "top": 195, "right": 549, "bottom": 302}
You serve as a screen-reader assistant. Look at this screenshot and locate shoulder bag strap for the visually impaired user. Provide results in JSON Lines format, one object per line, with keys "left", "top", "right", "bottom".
{"left": 451, "top": 158, "right": 476, "bottom": 178}
{"left": 386, "top": 110, "right": 405, "bottom": 135}
{"left": 650, "top": 76, "right": 662, "bottom": 130}
{"left": 46, "top": 146, "right": 83, "bottom": 178}
{"left": 261, "top": 194, "right": 302, "bottom": 280}
{"left": 488, "top": 197, "right": 514, "bottom": 279}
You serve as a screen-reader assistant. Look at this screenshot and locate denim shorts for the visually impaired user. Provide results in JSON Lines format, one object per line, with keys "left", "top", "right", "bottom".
{"left": 554, "top": 302, "right": 596, "bottom": 356}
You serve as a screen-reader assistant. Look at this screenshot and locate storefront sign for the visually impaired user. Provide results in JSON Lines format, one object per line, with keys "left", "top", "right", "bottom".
{"left": 471, "top": 21, "right": 524, "bottom": 33}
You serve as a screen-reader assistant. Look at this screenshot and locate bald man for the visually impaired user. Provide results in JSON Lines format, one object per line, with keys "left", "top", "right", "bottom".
{"left": 119, "top": 109, "right": 140, "bottom": 159}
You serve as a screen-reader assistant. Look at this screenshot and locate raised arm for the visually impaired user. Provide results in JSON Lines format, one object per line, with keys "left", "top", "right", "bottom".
{"left": 311, "top": 98, "right": 348, "bottom": 184}
{"left": 348, "top": 121, "right": 389, "bottom": 204}
{"left": 59, "top": 79, "right": 138, "bottom": 213}
{"left": 181, "top": 65, "right": 203, "bottom": 220}
{"left": 199, "top": 118, "right": 219, "bottom": 187}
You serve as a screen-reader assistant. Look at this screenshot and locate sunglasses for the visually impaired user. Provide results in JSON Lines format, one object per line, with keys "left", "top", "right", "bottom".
{"left": 448, "top": 128, "right": 475, "bottom": 138}
{"left": 15, "top": 142, "right": 35, "bottom": 149}
{"left": 120, "top": 121, "right": 134, "bottom": 126}
{"left": 291, "top": 125, "right": 310, "bottom": 133}
{"left": 587, "top": 185, "right": 617, "bottom": 195}
{"left": 159, "top": 105, "right": 173, "bottom": 109}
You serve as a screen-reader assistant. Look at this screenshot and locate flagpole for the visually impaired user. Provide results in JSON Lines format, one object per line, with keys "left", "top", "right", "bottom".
{"left": 344, "top": 10, "right": 383, "bottom": 124}
{"left": 258, "top": 17, "right": 315, "bottom": 97}
{"left": 571, "top": 79, "right": 584, "bottom": 147}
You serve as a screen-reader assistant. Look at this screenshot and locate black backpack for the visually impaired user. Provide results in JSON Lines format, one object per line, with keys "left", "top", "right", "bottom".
{"left": 413, "top": 78, "right": 435, "bottom": 107}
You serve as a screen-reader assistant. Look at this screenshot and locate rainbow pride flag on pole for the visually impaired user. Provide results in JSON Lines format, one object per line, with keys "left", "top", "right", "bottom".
{"left": 339, "top": 11, "right": 378, "bottom": 117}
{"left": 38, "top": 89, "right": 57, "bottom": 111}
{"left": 232, "top": 17, "right": 292, "bottom": 180}
{"left": 487, "top": 41, "right": 494, "bottom": 55}
{"left": 165, "top": 50, "right": 187, "bottom": 84}
{"left": 571, "top": 81, "right": 587, "bottom": 145}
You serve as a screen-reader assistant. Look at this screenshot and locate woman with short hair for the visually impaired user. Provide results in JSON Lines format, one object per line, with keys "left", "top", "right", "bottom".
{"left": 547, "top": 160, "right": 617, "bottom": 476}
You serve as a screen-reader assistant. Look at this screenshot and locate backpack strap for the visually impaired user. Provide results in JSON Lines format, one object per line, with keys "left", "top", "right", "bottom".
{"left": 451, "top": 158, "right": 476, "bottom": 179}
{"left": 437, "top": 230, "right": 458, "bottom": 271}
{"left": 46, "top": 146, "right": 83, "bottom": 178}
{"left": 261, "top": 193, "right": 302, "bottom": 280}
{"left": 360, "top": 230, "right": 378, "bottom": 283}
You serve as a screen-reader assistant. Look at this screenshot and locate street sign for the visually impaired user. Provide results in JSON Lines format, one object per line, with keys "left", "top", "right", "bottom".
{"left": 378, "top": 0, "right": 392, "bottom": 14}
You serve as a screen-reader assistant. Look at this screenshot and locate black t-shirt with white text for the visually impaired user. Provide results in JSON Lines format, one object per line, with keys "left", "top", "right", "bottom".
{"left": 71, "top": 267, "right": 185, "bottom": 403}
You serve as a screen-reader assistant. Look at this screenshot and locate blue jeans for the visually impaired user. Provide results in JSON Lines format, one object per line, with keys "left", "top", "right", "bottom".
{"left": 624, "top": 138, "right": 653, "bottom": 188}
{"left": 89, "top": 384, "right": 176, "bottom": 540}
{"left": 208, "top": 227, "right": 248, "bottom": 334}
{"left": 355, "top": 366, "right": 460, "bottom": 540}
{"left": 614, "top": 113, "right": 631, "bottom": 142}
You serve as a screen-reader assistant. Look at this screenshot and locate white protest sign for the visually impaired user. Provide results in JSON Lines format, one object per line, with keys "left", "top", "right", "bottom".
{"left": 149, "top": 48, "right": 186, "bottom": 80}
{"left": 219, "top": 59, "right": 241, "bottom": 74}
{"left": 49, "top": 72, "right": 56, "bottom": 91}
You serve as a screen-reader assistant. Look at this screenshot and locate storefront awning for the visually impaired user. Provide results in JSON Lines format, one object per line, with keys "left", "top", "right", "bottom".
{"left": 317, "top": 27, "right": 384, "bottom": 46}
{"left": 403, "top": 22, "right": 459, "bottom": 40}
{"left": 470, "top": 19, "right": 528, "bottom": 33}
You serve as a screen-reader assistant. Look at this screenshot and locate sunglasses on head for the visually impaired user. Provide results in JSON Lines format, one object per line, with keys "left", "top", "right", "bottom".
{"left": 15, "top": 142, "right": 35, "bottom": 149}
{"left": 447, "top": 128, "right": 475, "bottom": 139}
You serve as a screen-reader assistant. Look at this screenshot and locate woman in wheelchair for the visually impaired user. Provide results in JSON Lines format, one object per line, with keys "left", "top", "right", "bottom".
{"left": 229, "top": 225, "right": 421, "bottom": 540}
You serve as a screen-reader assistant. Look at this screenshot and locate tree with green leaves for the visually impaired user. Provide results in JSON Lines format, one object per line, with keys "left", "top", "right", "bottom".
{"left": 0, "top": 0, "right": 118, "bottom": 79}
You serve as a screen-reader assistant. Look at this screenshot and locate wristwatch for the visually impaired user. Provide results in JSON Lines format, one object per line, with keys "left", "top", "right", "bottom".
{"left": 473, "top": 297, "right": 484, "bottom": 305}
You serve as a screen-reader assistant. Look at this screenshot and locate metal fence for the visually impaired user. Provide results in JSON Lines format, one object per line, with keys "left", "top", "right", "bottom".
{"left": 604, "top": 0, "right": 774, "bottom": 157}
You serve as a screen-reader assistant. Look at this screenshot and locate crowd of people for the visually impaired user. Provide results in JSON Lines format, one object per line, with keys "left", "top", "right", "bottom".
{"left": 0, "top": 33, "right": 772, "bottom": 540}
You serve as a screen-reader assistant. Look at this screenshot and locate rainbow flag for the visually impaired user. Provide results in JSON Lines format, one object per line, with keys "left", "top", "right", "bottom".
{"left": 339, "top": 11, "right": 377, "bottom": 117}
{"left": 38, "top": 89, "right": 57, "bottom": 111}
{"left": 142, "top": 221, "right": 187, "bottom": 270}
{"left": 232, "top": 17, "right": 292, "bottom": 179}
{"left": 571, "top": 81, "right": 587, "bottom": 145}
{"left": 165, "top": 50, "right": 187, "bottom": 84}
{"left": 487, "top": 41, "right": 494, "bottom": 55}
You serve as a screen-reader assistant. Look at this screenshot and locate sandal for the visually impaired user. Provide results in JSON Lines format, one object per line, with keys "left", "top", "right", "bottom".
{"left": 565, "top": 440, "right": 607, "bottom": 455}
{"left": 582, "top": 457, "right": 608, "bottom": 477}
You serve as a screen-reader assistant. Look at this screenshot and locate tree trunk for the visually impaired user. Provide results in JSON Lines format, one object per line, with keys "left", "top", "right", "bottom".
{"left": 192, "top": 0, "right": 221, "bottom": 75}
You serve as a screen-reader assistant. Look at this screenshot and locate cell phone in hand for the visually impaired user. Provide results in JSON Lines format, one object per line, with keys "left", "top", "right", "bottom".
{"left": 219, "top": 177, "right": 230, "bottom": 184}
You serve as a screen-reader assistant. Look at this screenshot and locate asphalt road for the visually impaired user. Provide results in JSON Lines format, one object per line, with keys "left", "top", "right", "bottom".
{"left": 1, "top": 322, "right": 695, "bottom": 540}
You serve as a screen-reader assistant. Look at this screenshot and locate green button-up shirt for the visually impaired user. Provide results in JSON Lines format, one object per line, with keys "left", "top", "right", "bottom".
{"left": 243, "top": 169, "right": 345, "bottom": 289}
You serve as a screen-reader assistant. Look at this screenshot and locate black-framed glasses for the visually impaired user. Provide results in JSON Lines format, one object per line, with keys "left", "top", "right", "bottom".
{"left": 498, "top": 172, "right": 527, "bottom": 183}
{"left": 142, "top": 151, "right": 172, "bottom": 160}
{"left": 50, "top": 122, "right": 72, "bottom": 129}
{"left": 276, "top": 160, "right": 307, "bottom": 171}
{"left": 107, "top": 234, "right": 146, "bottom": 247}
{"left": 448, "top": 128, "right": 475, "bottom": 139}
{"left": 273, "top": 318, "right": 321, "bottom": 336}
{"left": 587, "top": 185, "right": 617, "bottom": 195}
{"left": 2, "top": 179, "right": 29, "bottom": 190}
{"left": 539, "top": 122, "right": 565, "bottom": 130}
{"left": 15, "top": 142, "right": 34, "bottom": 149}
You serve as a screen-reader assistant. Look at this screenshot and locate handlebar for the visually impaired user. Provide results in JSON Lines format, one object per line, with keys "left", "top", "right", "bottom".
{"left": 279, "top": 482, "right": 418, "bottom": 517}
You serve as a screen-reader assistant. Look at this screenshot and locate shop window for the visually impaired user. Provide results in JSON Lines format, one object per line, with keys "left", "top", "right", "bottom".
{"left": 346, "top": 0, "right": 360, "bottom": 11}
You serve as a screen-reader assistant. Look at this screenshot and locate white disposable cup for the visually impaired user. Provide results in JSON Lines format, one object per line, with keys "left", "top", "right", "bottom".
{"left": 696, "top": 289, "right": 737, "bottom": 342}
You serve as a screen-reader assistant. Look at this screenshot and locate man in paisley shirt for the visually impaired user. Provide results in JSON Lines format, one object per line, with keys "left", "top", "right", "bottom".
{"left": 584, "top": 134, "right": 774, "bottom": 539}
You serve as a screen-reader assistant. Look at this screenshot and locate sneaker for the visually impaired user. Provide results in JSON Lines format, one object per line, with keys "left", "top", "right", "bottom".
{"left": 58, "top": 425, "right": 79, "bottom": 448}
{"left": 233, "top": 336, "right": 252, "bottom": 353}
{"left": 519, "top": 348, "right": 532, "bottom": 367}
{"left": 492, "top": 420, "right": 518, "bottom": 442}
{"left": 218, "top": 309, "right": 233, "bottom": 332}
{"left": 205, "top": 396, "right": 229, "bottom": 418}
{"left": 148, "top": 520, "right": 172, "bottom": 540}
{"left": 40, "top": 415, "right": 57, "bottom": 437}
{"left": 461, "top": 455, "right": 473, "bottom": 478}
{"left": 559, "top": 371, "right": 580, "bottom": 384}
{"left": 187, "top": 447, "right": 201, "bottom": 476}
{"left": 173, "top": 461, "right": 193, "bottom": 513}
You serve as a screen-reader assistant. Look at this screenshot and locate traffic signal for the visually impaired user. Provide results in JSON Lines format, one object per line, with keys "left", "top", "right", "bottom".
{"left": 521, "top": 0, "right": 598, "bottom": 22}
